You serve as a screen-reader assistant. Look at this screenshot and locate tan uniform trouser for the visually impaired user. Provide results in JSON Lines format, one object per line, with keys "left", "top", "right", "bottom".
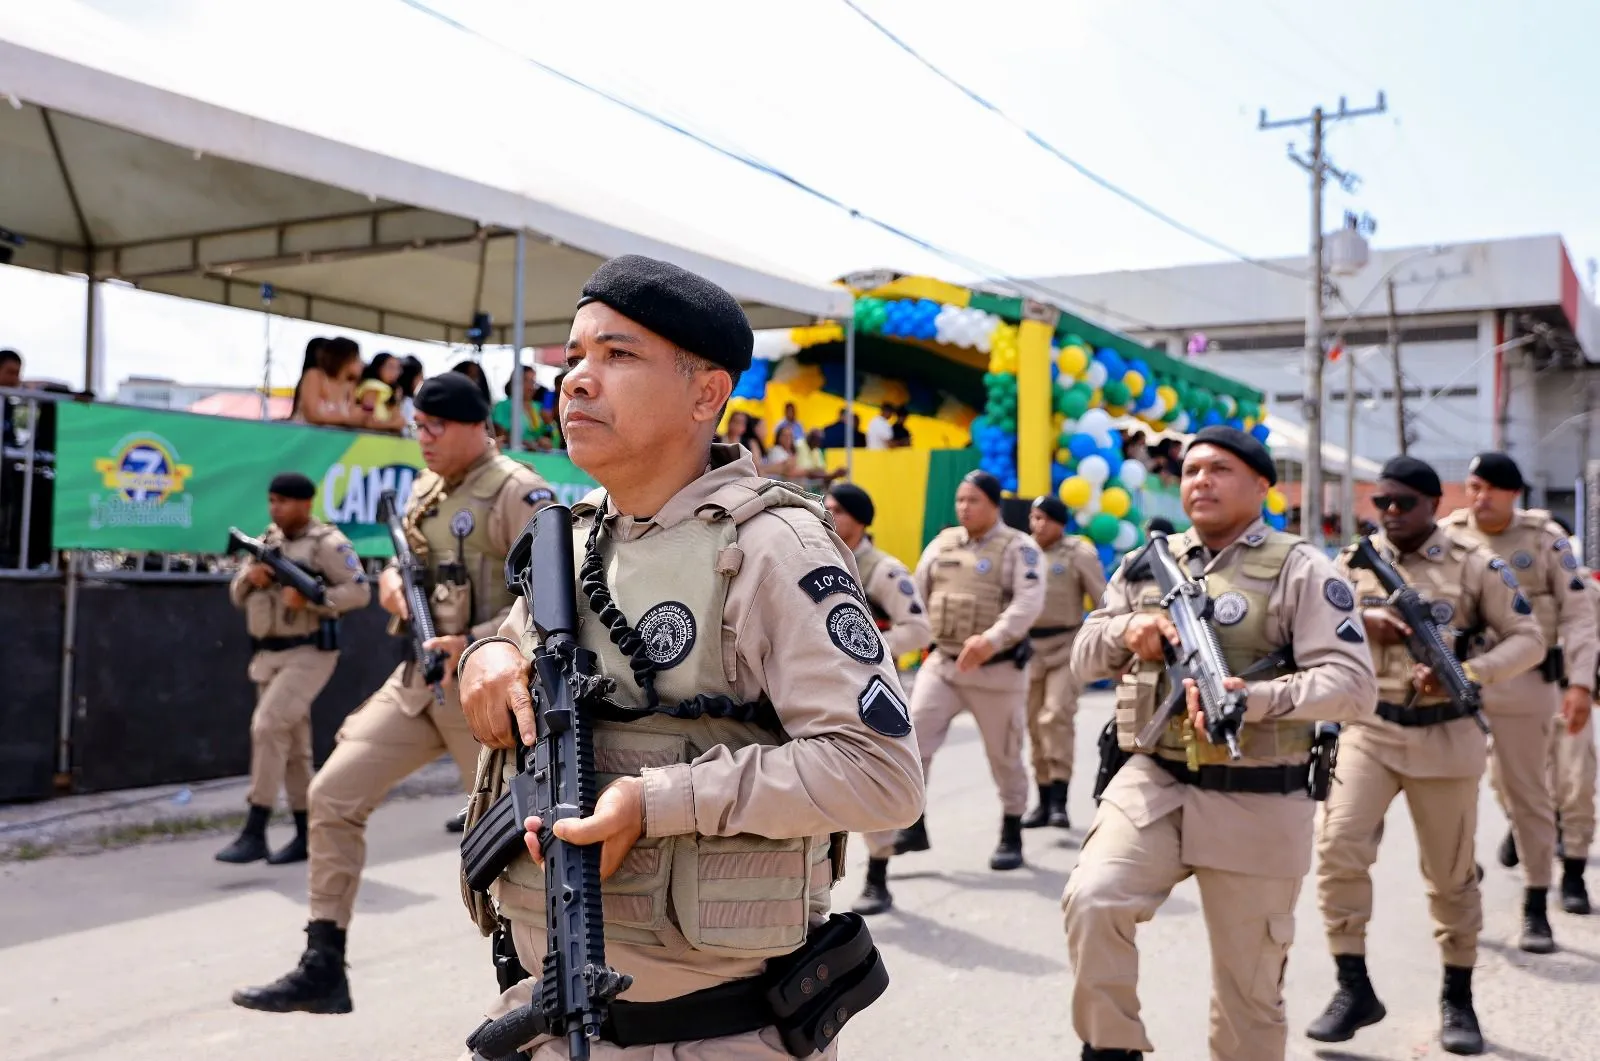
{"left": 1553, "top": 713, "right": 1597, "bottom": 861}
{"left": 1315, "top": 739, "right": 1482, "bottom": 967}
{"left": 1487, "top": 699, "right": 1559, "bottom": 888}
{"left": 1062, "top": 799, "right": 1300, "bottom": 1061}
{"left": 245, "top": 646, "right": 339, "bottom": 811}
{"left": 307, "top": 664, "right": 478, "bottom": 927}
{"left": 1026, "top": 647, "right": 1081, "bottom": 784}
{"left": 864, "top": 650, "right": 1028, "bottom": 858}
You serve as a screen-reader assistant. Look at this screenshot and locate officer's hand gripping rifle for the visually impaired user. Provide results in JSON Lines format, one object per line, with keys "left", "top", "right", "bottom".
{"left": 226, "top": 527, "right": 327, "bottom": 606}
{"left": 1347, "top": 535, "right": 1489, "bottom": 734}
{"left": 1133, "top": 532, "right": 1248, "bottom": 759}
{"left": 376, "top": 489, "right": 446, "bottom": 700}
{"left": 460, "top": 506, "right": 631, "bottom": 1061}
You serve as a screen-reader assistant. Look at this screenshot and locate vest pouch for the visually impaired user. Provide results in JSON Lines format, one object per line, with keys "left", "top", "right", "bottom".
{"left": 670, "top": 831, "right": 817, "bottom": 958}
{"left": 930, "top": 591, "right": 977, "bottom": 643}
{"left": 1115, "top": 669, "right": 1159, "bottom": 752}
{"left": 432, "top": 582, "right": 472, "bottom": 636}
{"left": 245, "top": 592, "right": 276, "bottom": 639}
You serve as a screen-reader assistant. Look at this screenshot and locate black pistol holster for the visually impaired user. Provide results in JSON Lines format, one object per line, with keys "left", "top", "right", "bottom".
{"left": 1092, "top": 718, "right": 1131, "bottom": 803}
{"left": 492, "top": 918, "right": 530, "bottom": 993}
{"left": 316, "top": 617, "right": 340, "bottom": 652}
{"left": 1307, "top": 722, "right": 1341, "bottom": 801}
{"left": 1541, "top": 646, "right": 1567, "bottom": 686}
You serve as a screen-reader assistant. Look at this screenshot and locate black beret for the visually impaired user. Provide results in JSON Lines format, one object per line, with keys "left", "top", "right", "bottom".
{"left": 1468, "top": 451, "right": 1525, "bottom": 492}
{"left": 268, "top": 472, "right": 316, "bottom": 500}
{"left": 962, "top": 470, "right": 1003, "bottom": 506}
{"left": 1379, "top": 455, "right": 1442, "bottom": 498}
{"left": 1147, "top": 516, "right": 1176, "bottom": 536}
{"left": 414, "top": 371, "right": 491, "bottom": 423}
{"left": 828, "top": 482, "right": 875, "bottom": 526}
{"left": 1186, "top": 425, "right": 1276, "bottom": 485}
{"left": 576, "top": 255, "right": 753, "bottom": 372}
{"left": 1032, "top": 494, "right": 1069, "bottom": 525}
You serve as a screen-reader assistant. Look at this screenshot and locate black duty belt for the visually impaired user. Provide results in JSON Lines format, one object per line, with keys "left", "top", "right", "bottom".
{"left": 1028, "top": 625, "right": 1078, "bottom": 639}
{"left": 1152, "top": 754, "right": 1311, "bottom": 795}
{"left": 251, "top": 634, "right": 319, "bottom": 652}
{"left": 1375, "top": 700, "right": 1472, "bottom": 727}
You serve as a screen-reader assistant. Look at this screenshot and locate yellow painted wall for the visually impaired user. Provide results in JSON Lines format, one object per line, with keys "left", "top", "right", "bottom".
{"left": 822, "top": 447, "right": 930, "bottom": 569}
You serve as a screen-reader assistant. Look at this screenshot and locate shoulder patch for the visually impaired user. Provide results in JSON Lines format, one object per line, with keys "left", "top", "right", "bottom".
{"left": 1025, "top": 571, "right": 1039, "bottom": 581}
{"left": 1556, "top": 537, "right": 1573, "bottom": 551}
{"left": 344, "top": 552, "right": 362, "bottom": 571}
{"left": 636, "top": 602, "right": 696, "bottom": 669}
{"left": 1020, "top": 545, "right": 1040, "bottom": 566}
{"left": 909, "top": 602, "right": 923, "bottom": 615}
{"left": 1244, "top": 531, "right": 1266, "bottom": 546}
{"left": 1512, "top": 592, "right": 1533, "bottom": 615}
{"left": 899, "top": 578, "right": 916, "bottom": 596}
{"left": 1323, "top": 578, "right": 1355, "bottom": 612}
{"left": 826, "top": 603, "right": 885, "bottom": 665}
{"left": 1571, "top": 577, "right": 1586, "bottom": 592}
{"left": 857, "top": 675, "right": 911, "bottom": 738}
{"left": 1426, "top": 543, "right": 1444, "bottom": 560}
{"left": 524, "top": 487, "right": 555, "bottom": 507}
{"left": 1335, "top": 617, "right": 1365, "bottom": 643}
{"left": 799, "top": 565, "right": 866, "bottom": 605}
{"left": 1562, "top": 552, "right": 1579, "bottom": 571}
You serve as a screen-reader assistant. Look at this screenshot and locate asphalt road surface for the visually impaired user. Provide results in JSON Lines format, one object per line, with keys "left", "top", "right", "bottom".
{"left": 3, "top": 693, "right": 1597, "bottom": 1060}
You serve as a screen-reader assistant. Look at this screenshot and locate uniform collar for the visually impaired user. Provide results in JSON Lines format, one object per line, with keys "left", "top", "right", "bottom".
{"left": 445, "top": 442, "right": 498, "bottom": 489}
{"left": 852, "top": 536, "right": 875, "bottom": 559}
{"left": 602, "top": 444, "right": 756, "bottom": 542}
{"left": 1383, "top": 525, "right": 1452, "bottom": 562}
{"left": 1180, "top": 516, "right": 1270, "bottom": 562}
{"left": 962, "top": 521, "right": 1005, "bottom": 547}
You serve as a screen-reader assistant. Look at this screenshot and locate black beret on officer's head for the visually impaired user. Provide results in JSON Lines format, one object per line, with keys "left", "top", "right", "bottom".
{"left": 828, "top": 482, "right": 875, "bottom": 527}
{"left": 1185, "top": 425, "right": 1277, "bottom": 485}
{"left": 962, "top": 470, "right": 1003, "bottom": 506}
{"left": 576, "top": 255, "right": 753, "bottom": 373}
{"left": 414, "top": 371, "right": 491, "bottom": 423}
{"left": 1032, "top": 494, "right": 1069, "bottom": 525}
{"left": 1468, "top": 451, "right": 1525, "bottom": 492}
{"left": 1379, "top": 455, "right": 1443, "bottom": 498}
{"left": 268, "top": 472, "right": 316, "bottom": 500}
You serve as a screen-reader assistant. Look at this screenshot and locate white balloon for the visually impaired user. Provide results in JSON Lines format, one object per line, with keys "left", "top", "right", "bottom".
{"left": 1090, "top": 430, "right": 1114, "bottom": 450}
{"left": 1113, "top": 520, "right": 1139, "bottom": 552}
{"left": 1144, "top": 395, "right": 1167, "bottom": 420}
{"left": 1084, "top": 362, "right": 1109, "bottom": 389}
{"left": 1079, "top": 454, "right": 1111, "bottom": 486}
{"left": 1077, "top": 487, "right": 1101, "bottom": 517}
{"left": 1171, "top": 411, "right": 1191, "bottom": 433}
{"left": 1078, "top": 408, "right": 1112, "bottom": 434}
{"left": 1119, "top": 459, "right": 1147, "bottom": 490}
{"left": 1060, "top": 417, "right": 1078, "bottom": 436}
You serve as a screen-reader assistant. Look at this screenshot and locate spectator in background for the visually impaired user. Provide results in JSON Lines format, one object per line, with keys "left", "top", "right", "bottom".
{"left": 394, "top": 356, "right": 425, "bottom": 430}
{"left": 450, "top": 360, "right": 493, "bottom": 406}
{"left": 721, "top": 409, "right": 752, "bottom": 449}
{"left": 890, "top": 404, "right": 912, "bottom": 449}
{"left": 793, "top": 427, "right": 846, "bottom": 491}
{"left": 287, "top": 339, "right": 326, "bottom": 422}
{"left": 820, "top": 409, "right": 866, "bottom": 450}
{"left": 294, "top": 338, "right": 364, "bottom": 428}
{"left": 1, "top": 348, "right": 21, "bottom": 448}
{"left": 866, "top": 403, "right": 895, "bottom": 450}
{"left": 354, "top": 353, "right": 404, "bottom": 434}
{"left": 1124, "top": 430, "right": 1150, "bottom": 465}
{"left": 773, "top": 401, "right": 804, "bottom": 447}
{"left": 492, "top": 365, "right": 557, "bottom": 451}
{"left": 763, "top": 423, "right": 798, "bottom": 479}
{"left": 744, "top": 415, "right": 769, "bottom": 461}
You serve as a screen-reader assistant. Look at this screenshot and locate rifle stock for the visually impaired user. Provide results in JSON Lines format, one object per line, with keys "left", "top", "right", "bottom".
{"left": 376, "top": 489, "right": 446, "bottom": 696}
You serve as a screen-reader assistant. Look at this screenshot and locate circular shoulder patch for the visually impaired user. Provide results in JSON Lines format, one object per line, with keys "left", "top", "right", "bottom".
{"left": 1020, "top": 545, "right": 1040, "bottom": 566}
{"left": 449, "top": 508, "right": 475, "bottom": 539}
{"left": 1212, "top": 590, "right": 1249, "bottom": 626}
{"left": 1562, "top": 553, "right": 1579, "bottom": 571}
{"left": 636, "top": 602, "right": 697, "bottom": 670}
{"left": 975, "top": 557, "right": 993, "bottom": 575}
{"left": 898, "top": 578, "right": 916, "bottom": 596}
{"left": 1430, "top": 599, "right": 1455, "bottom": 625}
{"left": 827, "top": 603, "right": 885, "bottom": 665}
{"left": 1322, "top": 578, "right": 1355, "bottom": 612}
{"left": 1512, "top": 550, "right": 1534, "bottom": 570}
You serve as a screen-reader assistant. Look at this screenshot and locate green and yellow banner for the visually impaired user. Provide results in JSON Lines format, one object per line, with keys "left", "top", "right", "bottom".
{"left": 52, "top": 403, "right": 596, "bottom": 556}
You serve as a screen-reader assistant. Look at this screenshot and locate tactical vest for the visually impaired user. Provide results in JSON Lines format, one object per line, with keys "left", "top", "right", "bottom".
{"left": 403, "top": 454, "right": 520, "bottom": 635}
{"left": 1443, "top": 509, "right": 1560, "bottom": 643}
{"left": 489, "top": 477, "right": 840, "bottom": 959}
{"left": 1118, "top": 531, "right": 1314, "bottom": 766}
{"left": 926, "top": 525, "right": 1012, "bottom": 655}
{"left": 855, "top": 541, "right": 892, "bottom": 626}
{"left": 244, "top": 522, "right": 339, "bottom": 640}
{"left": 1343, "top": 533, "right": 1477, "bottom": 708}
{"left": 1040, "top": 538, "right": 1093, "bottom": 629}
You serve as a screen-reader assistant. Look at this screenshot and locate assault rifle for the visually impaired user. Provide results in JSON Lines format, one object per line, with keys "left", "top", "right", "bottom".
{"left": 226, "top": 527, "right": 327, "bottom": 605}
{"left": 1347, "top": 536, "right": 1489, "bottom": 734}
{"left": 460, "top": 505, "right": 631, "bottom": 1061}
{"left": 1134, "top": 532, "right": 1247, "bottom": 759}
{"left": 376, "top": 489, "right": 447, "bottom": 698}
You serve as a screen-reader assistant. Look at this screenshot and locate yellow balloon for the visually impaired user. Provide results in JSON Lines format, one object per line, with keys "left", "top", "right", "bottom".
{"left": 1058, "top": 343, "right": 1089, "bottom": 377}
{"left": 1106, "top": 404, "right": 1127, "bottom": 418}
{"left": 1122, "top": 371, "right": 1145, "bottom": 398}
{"left": 1090, "top": 388, "right": 1103, "bottom": 407}
{"left": 1157, "top": 385, "right": 1178, "bottom": 408}
{"left": 1101, "top": 486, "right": 1131, "bottom": 518}
{"left": 1055, "top": 447, "right": 1071, "bottom": 465}
{"left": 1266, "top": 488, "right": 1287, "bottom": 515}
{"left": 1059, "top": 476, "right": 1092, "bottom": 508}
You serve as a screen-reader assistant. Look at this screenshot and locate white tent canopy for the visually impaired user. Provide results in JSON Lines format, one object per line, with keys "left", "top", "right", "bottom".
{"left": 1264, "top": 414, "right": 1384, "bottom": 482}
{"left": 0, "top": 3, "right": 854, "bottom": 353}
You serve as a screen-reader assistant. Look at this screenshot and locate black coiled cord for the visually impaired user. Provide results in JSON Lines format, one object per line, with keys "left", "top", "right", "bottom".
{"left": 579, "top": 507, "right": 661, "bottom": 708}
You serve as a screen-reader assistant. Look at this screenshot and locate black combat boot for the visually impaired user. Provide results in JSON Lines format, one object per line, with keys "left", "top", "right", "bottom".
{"left": 851, "top": 858, "right": 893, "bottom": 916}
{"left": 445, "top": 805, "right": 467, "bottom": 833}
{"left": 1047, "top": 780, "right": 1071, "bottom": 829}
{"left": 1305, "top": 953, "right": 1386, "bottom": 1042}
{"left": 1439, "top": 964, "right": 1484, "bottom": 1055}
{"left": 232, "top": 920, "right": 353, "bottom": 1014}
{"left": 1560, "top": 859, "right": 1591, "bottom": 915}
{"left": 989, "top": 815, "right": 1024, "bottom": 871}
{"left": 893, "top": 815, "right": 930, "bottom": 854}
{"left": 1080, "top": 1046, "right": 1142, "bottom": 1060}
{"left": 1518, "top": 887, "right": 1556, "bottom": 953}
{"left": 215, "top": 804, "right": 272, "bottom": 864}
{"left": 1021, "top": 784, "right": 1054, "bottom": 828}
{"left": 1497, "top": 829, "right": 1519, "bottom": 868}
{"left": 267, "top": 810, "right": 308, "bottom": 865}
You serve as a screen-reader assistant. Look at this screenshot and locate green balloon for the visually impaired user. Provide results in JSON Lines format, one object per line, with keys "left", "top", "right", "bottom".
{"left": 1063, "top": 333, "right": 1086, "bottom": 349}
{"left": 1102, "top": 379, "right": 1131, "bottom": 406}
{"left": 1124, "top": 506, "right": 1143, "bottom": 530}
{"left": 1237, "top": 401, "right": 1259, "bottom": 422}
{"left": 1061, "top": 387, "right": 1090, "bottom": 419}
{"left": 1190, "top": 388, "right": 1213, "bottom": 416}
{"left": 1000, "top": 417, "right": 1017, "bottom": 435}
{"left": 1087, "top": 512, "right": 1120, "bottom": 545}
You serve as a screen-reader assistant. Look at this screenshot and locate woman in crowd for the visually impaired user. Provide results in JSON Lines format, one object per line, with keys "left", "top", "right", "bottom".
{"left": 762, "top": 422, "right": 798, "bottom": 478}
{"left": 354, "top": 353, "right": 404, "bottom": 433}
{"left": 291, "top": 338, "right": 364, "bottom": 427}
{"left": 450, "top": 360, "right": 493, "bottom": 405}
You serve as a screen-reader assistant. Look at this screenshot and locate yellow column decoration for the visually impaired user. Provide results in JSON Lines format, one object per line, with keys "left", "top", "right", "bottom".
{"left": 1017, "top": 299, "right": 1060, "bottom": 498}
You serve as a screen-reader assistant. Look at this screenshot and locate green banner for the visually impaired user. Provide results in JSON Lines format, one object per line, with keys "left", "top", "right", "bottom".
{"left": 52, "top": 403, "right": 597, "bottom": 555}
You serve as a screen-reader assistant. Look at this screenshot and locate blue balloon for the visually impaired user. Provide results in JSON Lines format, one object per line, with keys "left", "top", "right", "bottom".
{"left": 1251, "top": 422, "right": 1272, "bottom": 443}
{"left": 1129, "top": 359, "right": 1152, "bottom": 381}
{"left": 1050, "top": 361, "right": 1060, "bottom": 381}
{"left": 1097, "top": 543, "right": 1119, "bottom": 572}
{"left": 1266, "top": 513, "right": 1287, "bottom": 531}
{"left": 1134, "top": 385, "right": 1158, "bottom": 411}
{"left": 1201, "top": 409, "right": 1224, "bottom": 428}
{"left": 1226, "top": 417, "right": 1244, "bottom": 431}
{"left": 1065, "top": 518, "right": 1080, "bottom": 535}
{"left": 1068, "top": 432, "right": 1099, "bottom": 461}
{"left": 1096, "top": 348, "right": 1128, "bottom": 380}
{"left": 1003, "top": 474, "right": 1018, "bottom": 493}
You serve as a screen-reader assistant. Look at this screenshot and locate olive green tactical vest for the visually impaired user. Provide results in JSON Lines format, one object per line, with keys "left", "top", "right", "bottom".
{"left": 405, "top": 454, "right": 519, "bottom": 634}
{"left": 1040, "top": 537, "right": 1094, "bottom": 629}
{"left": 1124, "top": 530, "right": 1314, "bottom": 766}
{"left": 491, "top": 477, "right": 839, "bottom": 959}
{"left": 1342, "top": 532, "right": 1476, "bottom": 708}
{"left": 244, "top": 521, "right": 340, "bottom": 640}
{"left": 926, "top": 525, "right": 1013, "bottom": 655}
{"left": 1441, "top": 508, "right": 1561, "bottom": 644}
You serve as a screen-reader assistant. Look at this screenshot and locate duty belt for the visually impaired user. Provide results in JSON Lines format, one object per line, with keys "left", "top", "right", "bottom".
{"left": 1028, "top": 625, "right": 1078, "bottom": 638}
{"left": 251, "top": 634, "right": 320, "bottom": 652}
{"left": 1151, "top": 754, "right": 1311, "bottom": 795}
{"left": 1375, "top": 700, "right": 1472, "bottom": 727}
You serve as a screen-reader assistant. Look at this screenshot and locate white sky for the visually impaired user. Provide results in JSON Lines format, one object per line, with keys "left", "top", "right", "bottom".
{"left": 7, "top": 0, "right": 1599, "bottom": 399}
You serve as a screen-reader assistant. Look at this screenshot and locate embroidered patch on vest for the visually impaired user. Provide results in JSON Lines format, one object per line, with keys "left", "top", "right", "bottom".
{"left": 1051, "top": 562, "right": 1066, "bottom": 576}
{"left": 1212, "top": 591, "right": 1249, "bottom": 626}
{"left": 1512, "top": 550, "right": 1534, "bottom": 570}
{"left": 1021, "top": 545, "right": 1040, "bottom": 566}
{"left": 1335, "top": 617, "right": 1365, "bottom": 643}
{"left": 1512, "top": 593, "right": 1532, "bottom": 615}
{"left": 449, "top": 509, "right": 475, "bottom": 539}
{"left": 636, "top": 602, "right": 696, "bottom": 669}
{"left": 524, "top": 487, "right": 554, "bottom": 506}
{"left": 1430, "top": 599, "right": 1455, "bottom": 625}
{"left": 1323, "top": 578, "right": 1355, "bottom": 612}
{"left": 827, "top": 603, "right": 885, "bottom": 665}
{"left": 1425, "top": 544, "right": 1443, "bottom": 560}
{"left": 798, "top": 565, "right": 865, "bottom": 605}
{"left": 858, "top": 675, "right": 911, "bottom": 737}
{"left": 1488, "top": 557, "right": 1518, "bottom": 589}
{"left": 1562, "top": 553, "right": 1579, "bottom": 571}
{"left": 976, "top": 557, "right": 993, "bottom": 575}
{"left": 899, "top": 578, "right": 916, "bottom": 596}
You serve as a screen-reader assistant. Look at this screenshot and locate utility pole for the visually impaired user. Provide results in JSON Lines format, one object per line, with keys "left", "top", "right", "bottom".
{"left": 1260, "top": 93, "right": 1387, "bottom": 547}
{"left": 1387, "top": 277, "right": 1406, "bottom": 454}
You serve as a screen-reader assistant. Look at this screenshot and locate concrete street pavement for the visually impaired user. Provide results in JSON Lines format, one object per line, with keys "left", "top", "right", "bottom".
{"left": 2, "top": 692, "right": 1597, "bottom": 1060}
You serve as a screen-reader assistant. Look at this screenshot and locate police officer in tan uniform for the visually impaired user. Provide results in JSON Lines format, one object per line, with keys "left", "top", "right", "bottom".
{"left": 821, "top": 482, "right": 933, "bottom": 917}
{"left": 1440, "top": 451, "right": 1598, "bottom": 951}
{"left": 233, "top": 372, "right": 554, "bottom": 1015}
{"left": 455, "top": 255, "right": 924, "bottom": 1059}
{"left": 1309, "top": 457, "right": 1543, "bottom": 1056}
{"left": 1561, "top": 572, "right": 1600, "bottom": 914}
{"left": 1064, "top": 426, "right": 1378, "bottom": 1061}
{"left": 876, "top": 469, "right": 1044, "bottom": 875}
{"left": 1021, "top": 494, "right": 1106, "bottom": 830}
{"left": 216, "top": 472, "right": 371, "bottom": 866}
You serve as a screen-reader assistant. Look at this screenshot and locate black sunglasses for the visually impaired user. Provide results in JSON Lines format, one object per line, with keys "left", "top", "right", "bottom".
{"left": 1370, "top": 494, "right": 1421, "bottom": 513}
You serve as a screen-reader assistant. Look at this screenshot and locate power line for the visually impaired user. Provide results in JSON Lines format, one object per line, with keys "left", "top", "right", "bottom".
{"left": 392, "top": 0, "right": 1163, "bottom": 331}
{"left": 837, "top": 0, "right": 1308, "bottom": 282}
